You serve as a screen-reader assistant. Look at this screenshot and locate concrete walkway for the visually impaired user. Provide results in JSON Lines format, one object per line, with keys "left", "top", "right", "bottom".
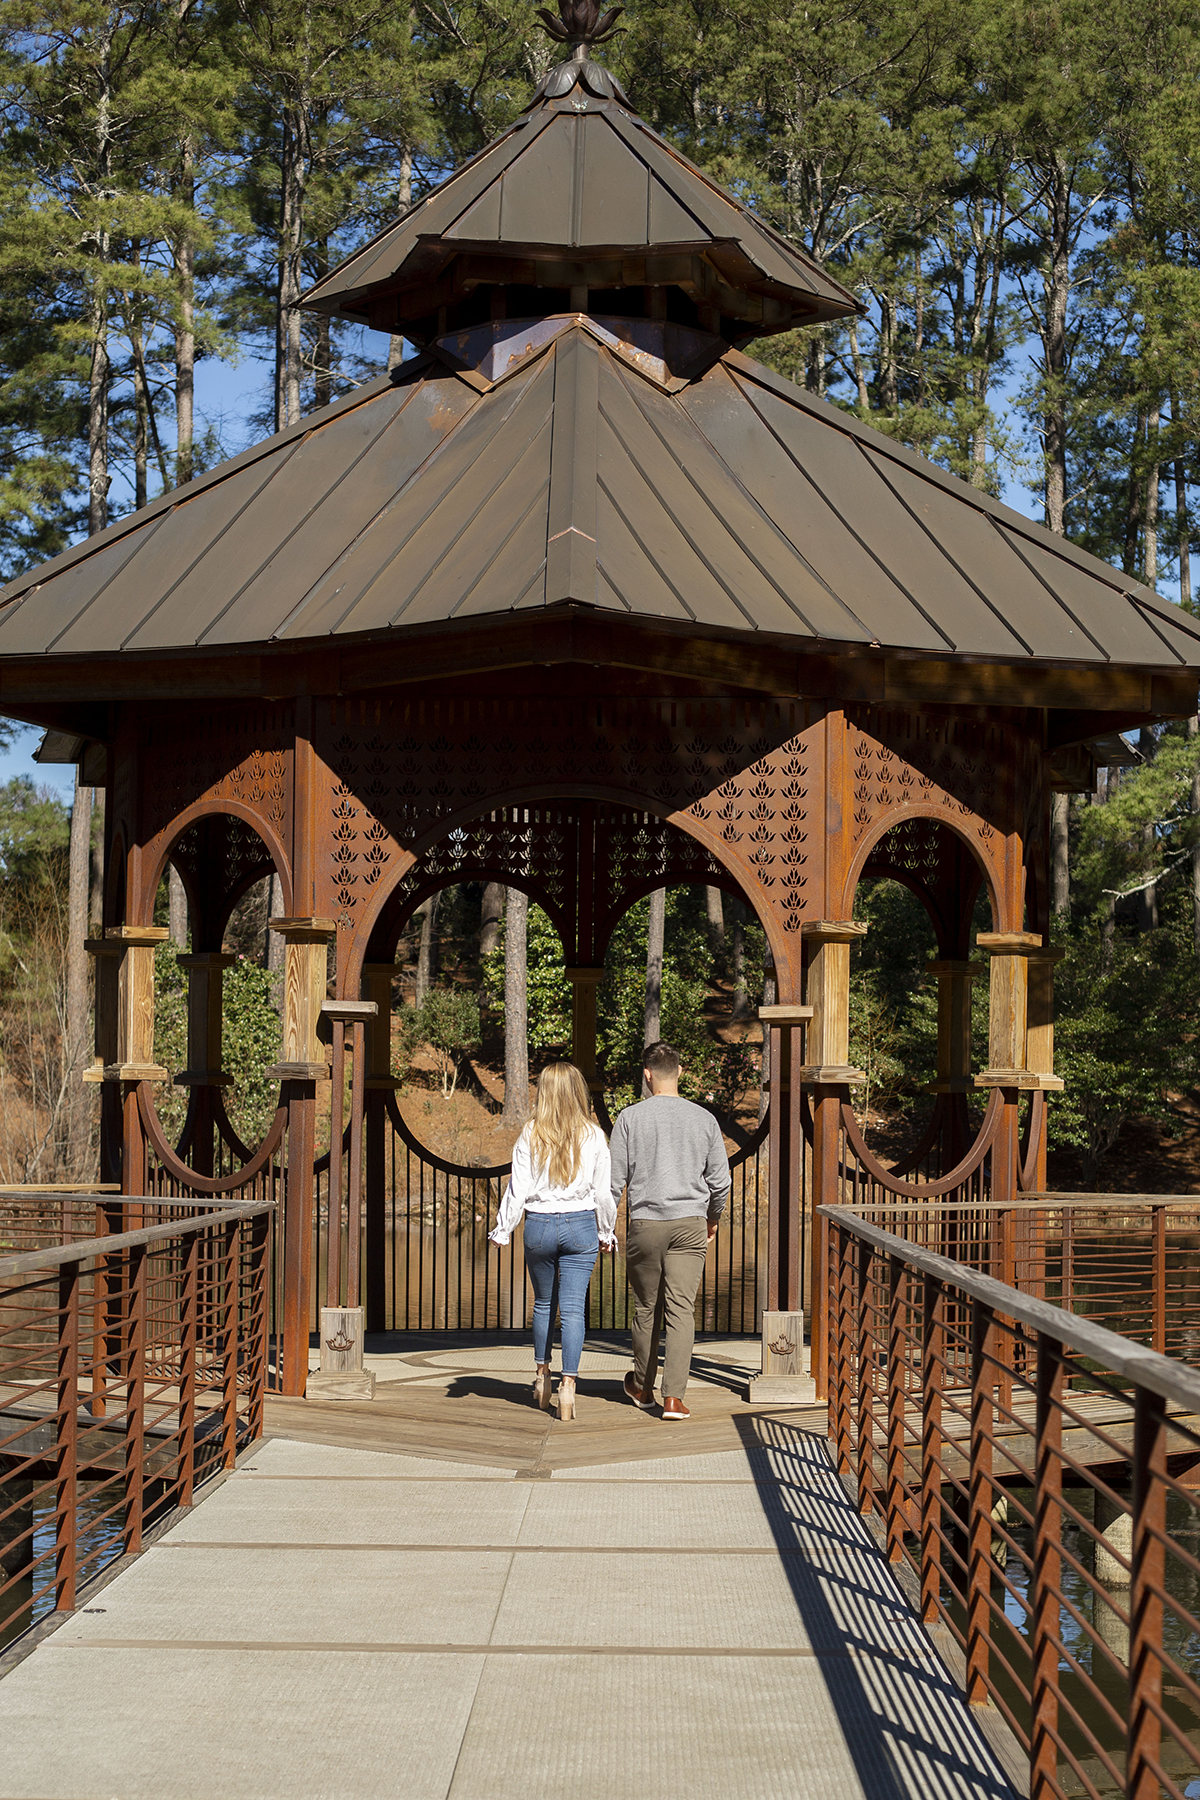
{"left": 0, "top": 1420, "right": 1018, "bottom": 1800}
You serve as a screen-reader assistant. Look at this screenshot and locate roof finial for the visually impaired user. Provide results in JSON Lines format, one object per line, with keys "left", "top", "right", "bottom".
{"left": 529, "top": 0, "right": 630, "bottom": 106}
{"left": 535, "top": 1, "right": 624, "bottom": 55}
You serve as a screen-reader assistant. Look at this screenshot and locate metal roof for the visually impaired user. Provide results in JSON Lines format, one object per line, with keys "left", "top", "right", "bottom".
{"left": 301, "top": 93, "right": 858, "bottom": 331}
{"left": 1, "top": 315, "right": 1197, "bottom": 672}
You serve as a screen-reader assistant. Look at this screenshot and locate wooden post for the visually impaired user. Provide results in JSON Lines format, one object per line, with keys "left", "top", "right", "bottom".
{"left": 799, "top": 921, "right": 866, "bottom": 1402}
{"left": 267, "top": 916, "right": 336, "bottom": 1079}
{"left": 269, "top": 916, "right": 334, "bottom": 1397}
{"left": 974, "top": 931, "right": 1042, "bottom": 1089}
{"left": 362, "top": 963, "right": 399, "bottom": 1334}
{"left": 749, "top": 1002, "right": 811, "bottom": 1403}
{"left": 97, "top": 925, "right": 169, "bottom": 1082}
{"left": 175, "top": 952, "right": 236, "bottom": 1087}
{"left": 926, "top": 958, "right": 983, "bottom": 1093}
{"left": 308, "top": 998, "right": 377, "bottom": 1401}
{"left": 565, "top": 967, "right": 605, "bottom": 1103}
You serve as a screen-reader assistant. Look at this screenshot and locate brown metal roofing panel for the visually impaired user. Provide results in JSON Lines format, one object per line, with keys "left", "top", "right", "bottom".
{"left": 1130, "top": 596, "right": 1200, "bottom": 663}
{"left": 458, "top": 486, "right": 551, "bottom": 615}
{"left": 0, "top": 527, "right": 160, "bottom": 655}
{"left": 578, "top": 116, "right": 653, "bottom": 245}
{"left": 444, "top": 176, "right": 503, "bottom": 243}
{"left": 648, "top": 175, "right": 708, "bottom": 246}
{"left": 732, "top": 378, "right": 1036, "bottom": 657}
{"left": 998, "top": 528, "right": 1192, "bottom": 666}
{"left": 216, "top": 379, "right": 480, "bottom": 645}
{"left": 593, "top": 480, "right": 703, "bottom": 623}
{"left": 596, "top": 386, "right": 801, "bottom": 632}
{"left": 379, "top": 420, "right": 554, "bottom": 628}
{"left": 42, "top": 446, "right": 297, "bottom": 656}
{"left": 327, "top": 120, "right": 539, "bottom": 290}
{"left": 497, "top": 118, "right": 576, "bottom": 246}
{"left": 121, "top": 388, "right": 416, "bottom": 651}
{"left": 679, "top": 365, "right": 939, "bottom": 650}
{"left": 598, "top": 362, "right": 868, "bottom": 640}
{"left": 864, "top": 450, "right": 1105, "bottom": 664}
{"left": 285, "top": 357, "right": 555, "bottom": 639}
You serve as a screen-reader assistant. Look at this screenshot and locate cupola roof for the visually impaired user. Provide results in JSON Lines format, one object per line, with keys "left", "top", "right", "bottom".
{"left": 302, "top": 4, "right": 857, "bottom": 345}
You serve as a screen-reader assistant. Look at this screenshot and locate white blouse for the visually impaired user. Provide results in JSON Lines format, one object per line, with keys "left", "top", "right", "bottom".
{"left": 489, "top": 1123, "right": 616, "bottom": 1248}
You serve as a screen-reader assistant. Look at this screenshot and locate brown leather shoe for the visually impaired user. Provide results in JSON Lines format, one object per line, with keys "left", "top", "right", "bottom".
{"left": 623, "top": 1372, "right": 654, "bottom": 1410}
{"left": 662, "top": 1397, "right": 690, "bottom": 1421}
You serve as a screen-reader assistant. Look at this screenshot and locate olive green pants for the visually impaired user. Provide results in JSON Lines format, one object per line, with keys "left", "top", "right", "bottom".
{"left": 626, "top": 1217, "right": 708, "bottom": 1400}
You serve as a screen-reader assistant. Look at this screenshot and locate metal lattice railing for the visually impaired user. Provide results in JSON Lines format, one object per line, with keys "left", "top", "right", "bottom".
{"left": 823, "top": 1205, "right": 1200, "bottom": 1800}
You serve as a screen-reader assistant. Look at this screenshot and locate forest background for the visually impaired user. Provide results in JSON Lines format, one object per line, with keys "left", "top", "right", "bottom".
{"left": 0, "top": 0, "right": 1199, "bottom": 1187}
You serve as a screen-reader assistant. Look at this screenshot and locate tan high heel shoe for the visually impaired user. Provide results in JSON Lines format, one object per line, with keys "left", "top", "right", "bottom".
{"left": 532, "top": 1365, "right": 553, "bottom": 1411}
{"left": 557, "top": 1376, "right": 577, "bottom": 1422}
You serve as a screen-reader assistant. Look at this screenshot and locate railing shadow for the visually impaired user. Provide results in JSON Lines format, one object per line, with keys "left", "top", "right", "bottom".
{"left": 732, "top": 1412, "right": 1019, "bottom": 1800}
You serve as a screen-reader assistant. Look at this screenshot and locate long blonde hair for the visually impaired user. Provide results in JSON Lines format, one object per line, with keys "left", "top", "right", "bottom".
{"left": 525, "top": 1062, "right": 593, "bottom": 1188}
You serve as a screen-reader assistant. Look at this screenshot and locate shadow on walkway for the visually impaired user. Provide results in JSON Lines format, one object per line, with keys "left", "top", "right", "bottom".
{"left": 734, "top": 1414, "right": 1018, "bottom": 1800}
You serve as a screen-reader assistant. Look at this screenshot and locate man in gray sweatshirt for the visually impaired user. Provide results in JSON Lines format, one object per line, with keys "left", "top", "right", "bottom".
{"left": 609, "top": 1040, "right": 730, "bottom": 1420}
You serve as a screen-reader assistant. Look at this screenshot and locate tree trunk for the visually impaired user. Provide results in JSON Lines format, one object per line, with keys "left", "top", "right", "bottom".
{"left": 643, "top": 888, "right": 665, "bottom": 1047}
{"left": 264, "top": 873, "right": 284, "bottom": 974}
{"left": 88, "top": 788, "right": 104, "bottom": 929}
{"left": 66, "top": 772, "right": 92, "bottom": 1176}
{"left": 1041, "top": 157, "right": 1072, "bottom": 536}
{"left": 501, "top": 887, "right": 528, "bottom": 1127}
{"left": 1144, "top": 401, "right": 1160, "bottom": 586}
{"left": 175, "top": 138, "right": 195, "bottom": 487}
{"left": 731, "top": 901, "right": 750, "bottom": 1019}
{"left": 314, "top": 237, "right": 331, "bottom": 411}
{"left": 1177, "top": 456, "right": 1191, "bottom": 609}
{"left": 1096, "top": 768, "right": 1115, "bottom": 966}
{"left": 758, "top": 965, "right": 776, "bottom": 1123}
{"left": 415, "top": 892, "right": 439, "bottom": 1006}
{"left": 705, "top": 885, "right": 724, "bottom": 953}
{"left": 1051, "top": 792, "right": 1070, "bottom": 916}
{"left": 1190, "top": 717, "right": 1200, "bottom": 961}
{"left": 479, "top": 882, "right": 504, "bottom": 958}
{"left": 87, "top": 293, "right": 109, "bottom": 535}
{"left": 133, "top": 324, "right": 148, "bottom": 511}
{"left": 275, "top": 108, "right": 308, "bottom": 432}
{"left": 1136, "top": 725, "right": 1158, "bottom": 931}
{"left": 168, "top": 865, "right": 187, "bottom": 948}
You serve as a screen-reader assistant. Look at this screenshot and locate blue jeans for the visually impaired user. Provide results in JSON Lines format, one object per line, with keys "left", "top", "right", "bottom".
{"left": 522, "top": 1211, "right": 599, "bottom": 1376}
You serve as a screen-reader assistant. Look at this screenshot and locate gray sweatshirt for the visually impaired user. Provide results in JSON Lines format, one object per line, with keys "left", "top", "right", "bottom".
{"left": 609, "top": 1095, "right": 731, "bottom": 1223}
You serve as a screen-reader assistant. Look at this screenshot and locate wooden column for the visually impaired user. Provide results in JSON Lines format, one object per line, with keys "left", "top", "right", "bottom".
{"left": 749, "top": 1002, "right": 811, "bottom": 1403}
{"left": 800, "top": 920, "right": 867, "bottom": 1402}
{"left": 362, "top": 963, "right": 399, "bottom": 1334}
{"left": 1024, "top": 945, "right": 1066, "bottom": 1201}
{"left": 975, "top": 933, "right": 1048, "bottom": 1290}
{"left": 309, "top": 998, "right": 377, "bottom": 1402}
{"left": 269, "top": 915, "right": 335, "bottom": 1396}
{"left": 103, "top": 925, "right": 170, "bottom": 1082}
{"left": 926, "top": 957, "right": 984, "bottom": 1169}
{"left": 175, "top": 952, "right": 236, "bottom": 1178}
{"left": 565, "top": 967, "right": 605, "bottom": 1101}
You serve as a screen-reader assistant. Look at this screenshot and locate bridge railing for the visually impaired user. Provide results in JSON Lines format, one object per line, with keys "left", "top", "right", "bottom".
{"left": 822, "top": 1205, "right": 1200, "bottom": 1800}
{"left": 0, "top": 1195, "right": 273, "bottom": 1654}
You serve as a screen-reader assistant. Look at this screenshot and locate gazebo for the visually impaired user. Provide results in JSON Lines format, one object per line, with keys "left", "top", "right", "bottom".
{"left": 4, "top": 2, "right": 1199, "bottom": 1397}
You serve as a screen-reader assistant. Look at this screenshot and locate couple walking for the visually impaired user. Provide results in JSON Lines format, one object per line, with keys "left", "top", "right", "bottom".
{"left": 488, "top": 1042, "right": 730, "bottom": 1421}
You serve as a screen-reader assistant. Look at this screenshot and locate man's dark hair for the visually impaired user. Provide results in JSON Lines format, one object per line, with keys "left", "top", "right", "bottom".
{"left": 643, "top": 1040, "right": 681, "bottom": 1077}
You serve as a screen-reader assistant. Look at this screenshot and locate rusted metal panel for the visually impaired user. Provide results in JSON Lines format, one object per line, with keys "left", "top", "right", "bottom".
{"left": 128, "top": 394, "right": 414, "bottom": 651}
{"left": 55, "top": 447, "right": 298, "bottom": 657}
{"left": 223, "top": 379, "right": 478, "bottom": 645}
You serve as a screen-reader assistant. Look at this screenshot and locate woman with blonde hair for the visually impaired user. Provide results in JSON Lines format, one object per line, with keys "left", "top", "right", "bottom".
{"left": 489, "top": 1061, "right": 614, "bottom": 1420}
